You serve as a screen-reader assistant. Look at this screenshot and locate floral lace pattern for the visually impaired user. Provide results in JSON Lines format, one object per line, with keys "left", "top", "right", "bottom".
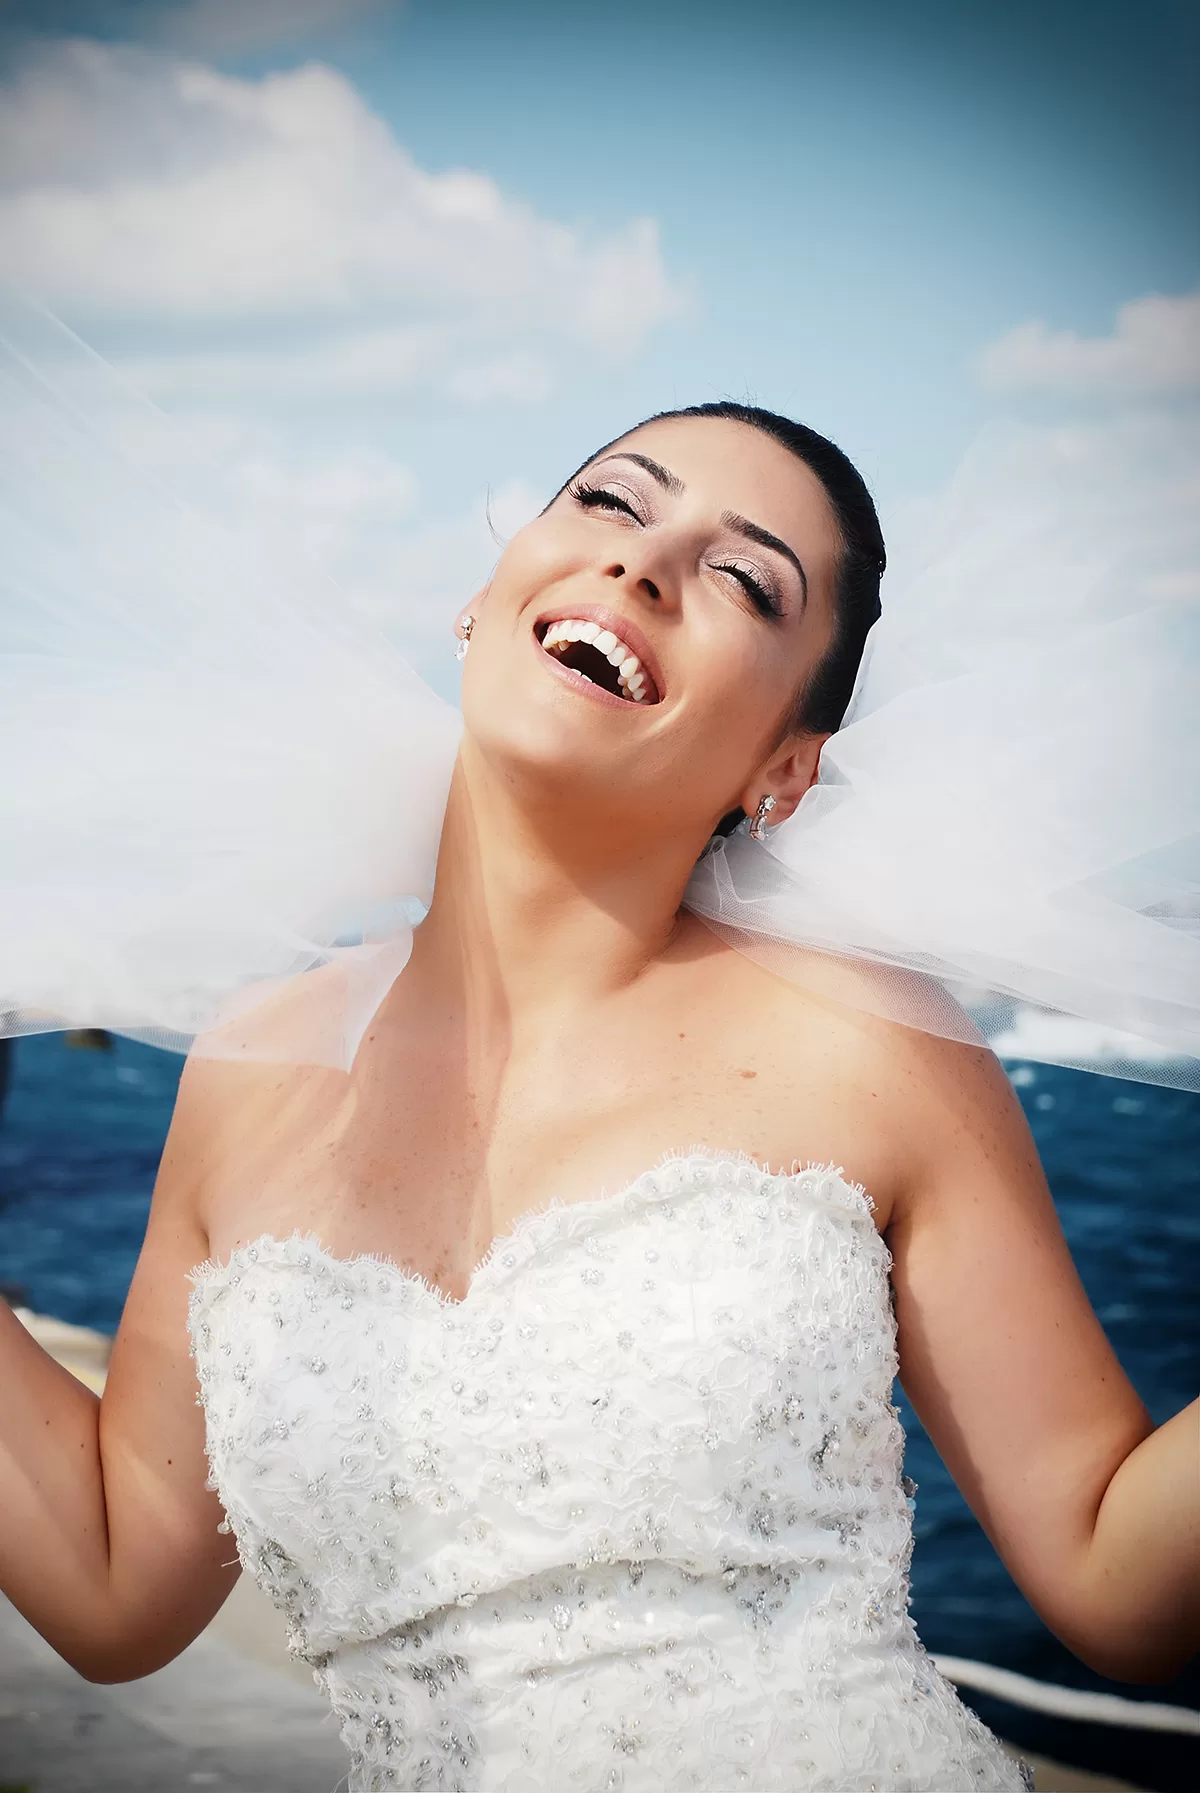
{"left": 189, "top": 1149, "right": 1031, "bottom": 1792}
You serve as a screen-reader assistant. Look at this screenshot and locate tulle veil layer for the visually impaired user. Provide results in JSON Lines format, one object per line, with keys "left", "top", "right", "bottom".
{"left": 2, "top": 289, "right": 1197, "bottom": 1089}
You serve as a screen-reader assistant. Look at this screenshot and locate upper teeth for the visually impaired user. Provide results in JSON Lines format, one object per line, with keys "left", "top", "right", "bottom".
{"left": 541, "top": 618, "right": 652, "bottom": 702}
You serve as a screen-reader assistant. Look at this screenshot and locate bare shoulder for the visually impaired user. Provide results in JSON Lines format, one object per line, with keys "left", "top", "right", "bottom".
{"left": 729, "top": 934, "right": 1037, "bottom": 1220}
{"left": 675, "top": 917, "right": 1008, "bottom": 1224}
{"left": 873, "top": 1009, "right": 1043, "bottom": 1226}
{"left": 164, "top": 968, "right": 351, "bottom": 1253}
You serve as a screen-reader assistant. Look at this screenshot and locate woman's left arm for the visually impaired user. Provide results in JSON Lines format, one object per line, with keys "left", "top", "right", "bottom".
{"left": 1083, "top": 1396, "right": 1199, "bottom": 1678}
{"left": 884, "top": 1033, "right": 1199, "bottom": 1683}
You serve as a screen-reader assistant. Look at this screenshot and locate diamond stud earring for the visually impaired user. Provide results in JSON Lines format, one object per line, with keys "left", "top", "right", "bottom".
{"left": 455, "top": 614, "right": 475, "bottom": 660}
{"left": 748, "top": 794, "right": 777, "bottom": 841}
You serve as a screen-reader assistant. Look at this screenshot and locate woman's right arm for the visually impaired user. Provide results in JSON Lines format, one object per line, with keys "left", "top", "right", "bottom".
{"left": 0, "top": 1055, "right": 243, "bottom": 1683}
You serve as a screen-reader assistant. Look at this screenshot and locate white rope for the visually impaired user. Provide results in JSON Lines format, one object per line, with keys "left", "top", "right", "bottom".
{"left": 932, "top": 1656, "right": 1199, "bottom": 1735}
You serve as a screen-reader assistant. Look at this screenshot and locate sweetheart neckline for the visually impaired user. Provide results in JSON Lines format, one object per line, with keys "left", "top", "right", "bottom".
{"left": 190, "top": 1146, "right": 877, "bottom": 1312}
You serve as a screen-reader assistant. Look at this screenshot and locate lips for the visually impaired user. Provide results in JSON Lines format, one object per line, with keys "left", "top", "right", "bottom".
{"left": 533, "top": 603, "right": 664, "bottom": 705}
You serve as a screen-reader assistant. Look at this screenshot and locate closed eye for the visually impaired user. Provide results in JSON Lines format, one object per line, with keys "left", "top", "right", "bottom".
{"left": 570, "top": 478, "right": 783, "bottom": 618}
{"left": 713, "top": 561, "right": 783, "bottom": 619}
{"left": 569, "top": 480, "right": 643, "bottom": 522}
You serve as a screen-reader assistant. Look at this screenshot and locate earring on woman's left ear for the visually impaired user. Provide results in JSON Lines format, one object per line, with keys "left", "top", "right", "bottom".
{"left": 748, "top": 794, "right": 777, "bottom": 841}
{"left": 455, "top": 615, "right": 475, "bottom": 660}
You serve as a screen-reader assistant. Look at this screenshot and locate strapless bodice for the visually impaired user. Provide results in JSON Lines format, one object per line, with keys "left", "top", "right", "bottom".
{"left": 189, "top": 1148, "right": 1030, "bottom": 1792}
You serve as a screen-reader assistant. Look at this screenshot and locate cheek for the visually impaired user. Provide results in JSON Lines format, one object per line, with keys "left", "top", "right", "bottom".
{"left": 679, "top": 615, "right": 794, "bottom": 743}
{"left": 490, "top": 518, "right": 577, "bottom": 606}
{"left": 680, "top": 614, "right": 812, "bottom": 799}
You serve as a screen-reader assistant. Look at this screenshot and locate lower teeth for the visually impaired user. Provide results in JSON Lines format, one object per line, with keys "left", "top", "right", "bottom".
{"left": 546, "top": 643, "right": 639, "bottom": 700}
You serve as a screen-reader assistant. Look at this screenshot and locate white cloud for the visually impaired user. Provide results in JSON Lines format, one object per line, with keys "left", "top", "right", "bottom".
{"left": 445, "top": 351, "right": 554, "bottom": 406}
{"left": 881, "top": 298, "right": 1200, "bottom": 711}
{"left": 0, "top": 35, "right": 647, "bottom": 700}
{"left": 886, "top": 405, "right": 1200, "bottom": 624}
{"left": 955, "top": 292, "right": 1200, "bottom": 651}
{"left": 121, "top": 327, "right": 557, "bottom": 406}
{"left": 485, "top": 478, "right": 543, "bottom": 541}
{"left": 154, "top": 0, "right": 391, "bottom": 55}
{"left": 171, "top": 411, "right": 544, "bottom": 681}
{"left": 119, "top": 323, "right": 454, "bottom": 400}
{"left": 979, "top": 291, "right": 1200, "bottom": 399}
{"left": 237, "top": 442, "right": 418, "bottom": 532}
{"left": 0, "top": 40, "right": 677, "bottom": 359}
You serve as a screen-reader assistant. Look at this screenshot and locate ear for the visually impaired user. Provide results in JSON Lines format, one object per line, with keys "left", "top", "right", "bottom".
{"left": 737, "top": 731, "right": 830, "bottom": 829}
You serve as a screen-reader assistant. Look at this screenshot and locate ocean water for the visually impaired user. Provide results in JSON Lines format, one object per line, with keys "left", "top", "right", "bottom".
{"left": 0, "top": 1030, "right": 1196, "bottom": 1788}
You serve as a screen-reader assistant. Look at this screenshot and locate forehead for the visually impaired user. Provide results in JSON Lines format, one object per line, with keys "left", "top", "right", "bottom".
{"left": 596, "top": 414, "right": 841, "bottom": 565}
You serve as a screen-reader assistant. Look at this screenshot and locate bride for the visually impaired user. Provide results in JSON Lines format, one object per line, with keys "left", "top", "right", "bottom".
{"left": 0, "top": 384, "right": 1197, "bottom": 1791}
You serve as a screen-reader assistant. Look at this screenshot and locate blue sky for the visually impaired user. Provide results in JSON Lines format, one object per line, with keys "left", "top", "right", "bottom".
{"left": 331, "top": 0, "right": 1199, "bottom": 454}
{"left": 1, "top": 0, "right": 1196, "bottom": 689}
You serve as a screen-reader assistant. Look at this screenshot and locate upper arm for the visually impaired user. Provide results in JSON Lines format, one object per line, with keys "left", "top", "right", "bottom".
{"left": 95, "top": 1053, "right": 247, "bottom": 1678}
{"left": 884, "top": 1036, "right": 1153, "bottom": 1657}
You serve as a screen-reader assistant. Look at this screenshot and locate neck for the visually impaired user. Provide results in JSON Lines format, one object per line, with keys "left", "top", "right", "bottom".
{"left": 408, "top": 739, "right": 705, "bottom": 1040}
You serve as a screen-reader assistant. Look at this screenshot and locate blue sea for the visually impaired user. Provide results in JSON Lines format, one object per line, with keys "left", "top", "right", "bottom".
{"left": 1, "top": 1031, "right": 1196, "bottom": 1789}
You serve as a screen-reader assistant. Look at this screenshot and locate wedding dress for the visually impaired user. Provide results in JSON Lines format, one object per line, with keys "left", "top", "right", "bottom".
{"left": 0, "top": 292, "right": 1186, "bottom": 1789}
{"left": 190, "top": 1149, "right": 1032, "bottom": 1793}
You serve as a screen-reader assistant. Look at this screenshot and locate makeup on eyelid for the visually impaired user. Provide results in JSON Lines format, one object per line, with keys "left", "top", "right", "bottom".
{"left": 567, "top": 473, "right": 788, "bottom": 620}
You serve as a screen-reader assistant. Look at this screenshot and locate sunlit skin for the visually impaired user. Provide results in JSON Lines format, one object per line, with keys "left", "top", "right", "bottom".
{"left": 459, "top": 414, "right": 841, "bottom": 855}
{"left": 405, "top": 414, "right": 842, "bottom": 1047}
{"left": 0, "top": 415, "right": 1195, "bottom": 1699}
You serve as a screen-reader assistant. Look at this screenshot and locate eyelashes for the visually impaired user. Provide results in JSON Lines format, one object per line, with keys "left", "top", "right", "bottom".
{"left": 569, "top": 479, "right": 642, "bottom": 520}
{"left": 568, "top": 479, "right": 784, "bottom": 620}
{"left": 712, "top": 560, "right": 782, "bottom": 619}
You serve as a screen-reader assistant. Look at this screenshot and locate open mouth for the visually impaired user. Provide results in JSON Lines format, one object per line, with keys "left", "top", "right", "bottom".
{"left": 535, "top": 618, "right": 659, "bottom": 704}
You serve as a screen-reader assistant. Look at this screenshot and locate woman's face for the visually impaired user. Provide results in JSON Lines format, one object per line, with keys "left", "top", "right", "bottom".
{"left": 459, "top": 414, "right": 842, "bottom": 844}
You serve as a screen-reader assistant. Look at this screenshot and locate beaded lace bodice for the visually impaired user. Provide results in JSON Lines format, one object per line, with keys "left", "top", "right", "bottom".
{"left": 189, "top": 1149, "right": 1030, "bottom": 1793}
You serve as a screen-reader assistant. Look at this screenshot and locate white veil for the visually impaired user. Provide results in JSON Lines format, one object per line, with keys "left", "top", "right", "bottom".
{"left": 1, "top": 288, "right": 461, "bottom": 1065}
{"left": 685, "top": 420, "right": 1200, "bottom": 1086}
{"left": 2, "top": 288, "right": 1197, "bottom": 1088}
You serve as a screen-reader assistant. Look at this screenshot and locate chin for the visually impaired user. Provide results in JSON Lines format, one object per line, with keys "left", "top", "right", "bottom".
{"left": 469, "top": 701, "right": 613, "bottom": 787}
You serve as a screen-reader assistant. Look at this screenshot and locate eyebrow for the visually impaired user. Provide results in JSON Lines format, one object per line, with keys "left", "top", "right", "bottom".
{"left": 597, "top": 452, "right": 808, "bottom": 605}
{"left": 721, "top": 511, "right": 808, "bottom": 605}
{"left": 601, "top": 451, "right": 685, "bottom": 496}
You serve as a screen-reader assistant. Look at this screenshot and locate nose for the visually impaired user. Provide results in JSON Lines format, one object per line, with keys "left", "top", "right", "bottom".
{"left": 604, "top": 560, "right": 661, "bottom": 602}
{"left": 598, "top": 521, "right": 683, "bottom": 607}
